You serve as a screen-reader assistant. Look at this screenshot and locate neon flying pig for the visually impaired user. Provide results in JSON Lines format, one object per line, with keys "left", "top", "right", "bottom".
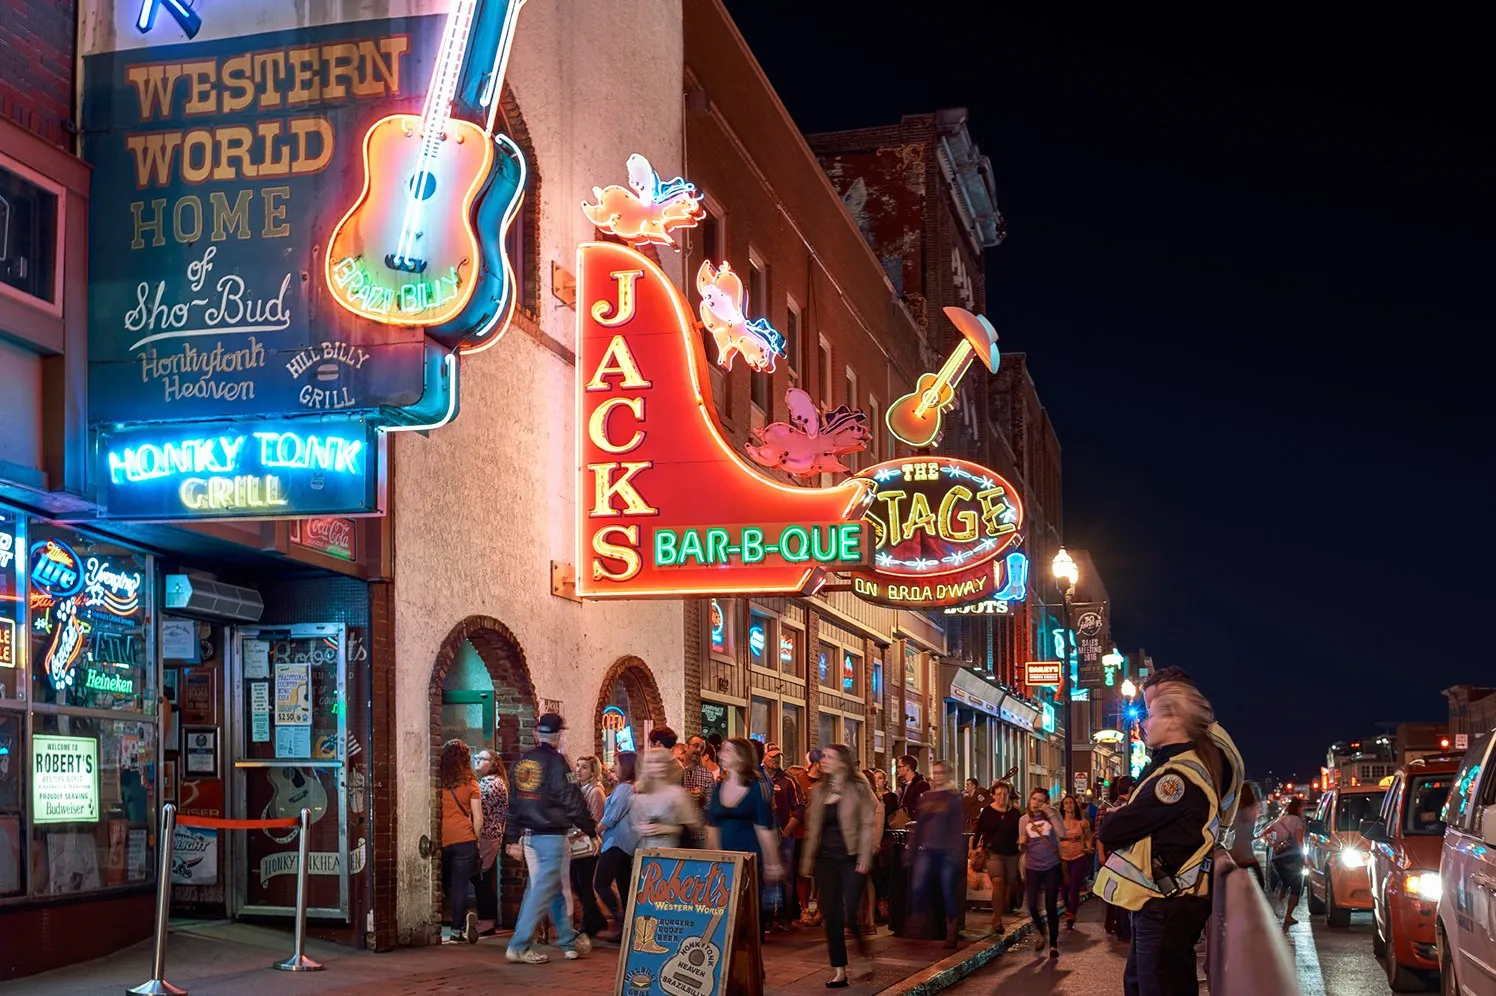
{"left": 747, "top": 388, "right": 869, "bottom": 476}
{"left": 581, "top": 154, "right": 705, "bottom": 248}
{"left": 696, "top": 260, "right": 786, "bottom": 373}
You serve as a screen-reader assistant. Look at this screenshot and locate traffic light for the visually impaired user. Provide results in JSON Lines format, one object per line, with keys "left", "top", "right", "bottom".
{"left": 1440, "top": 737, "right": 1451, "bottom": 750}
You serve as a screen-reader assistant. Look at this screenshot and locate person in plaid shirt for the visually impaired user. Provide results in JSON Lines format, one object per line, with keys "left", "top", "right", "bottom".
{"left": 680, "top": 734, "right": 716, "bottom": 846}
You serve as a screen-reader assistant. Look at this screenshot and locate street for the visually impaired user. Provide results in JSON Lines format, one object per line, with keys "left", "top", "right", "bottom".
{"left": 947, "top": 901, "right": 1398, "bottom": 995}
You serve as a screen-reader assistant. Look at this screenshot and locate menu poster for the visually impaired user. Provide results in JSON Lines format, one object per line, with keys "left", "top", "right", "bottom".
{"left": 243, "top": 640, "right": 271, "bottom": 679}
{"left": 614, "top": 849, "right": 760, "bottom": 996}
{"left": 181, "top": 670, "right": 216, "bottom": 725}
{"left": 275, "top": 725, "right": 312, "bottom": 759}
{"left": 275, "top": 664, "right": 312, "bottom": 726}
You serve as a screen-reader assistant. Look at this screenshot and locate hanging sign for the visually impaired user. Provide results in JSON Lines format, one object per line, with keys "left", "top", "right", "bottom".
{"left": 575, "top": 166, "right": 873, "bottom": 599}
{"left": 33, "top": 735, "right": 101, "bottom": 823}
{"left": 1024, "top": 662, "right": 1063, "bottom": 687}
{"left": 847, "top": 457, "right": 1024, "bottom": 609}
{"left": 614, "top": 848, "right": 761, "bottom": 996}
{"left": 98, "top": 416, "right": 382, "bottom": 520}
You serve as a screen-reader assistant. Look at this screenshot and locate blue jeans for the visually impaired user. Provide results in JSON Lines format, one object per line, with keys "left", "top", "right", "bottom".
{"left": 910, "top": 848, "right": 960, "bottom": 926}
{"left": 1123, "top": 898, "right": 1210, "bottom": 996}
{"left": 507, "top": 834, "right": 578, "bottom": 955}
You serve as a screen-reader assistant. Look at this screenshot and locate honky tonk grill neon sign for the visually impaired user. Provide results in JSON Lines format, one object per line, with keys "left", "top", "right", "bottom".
{"left": 575, "top": 170, "right": 873, "bottom": 597}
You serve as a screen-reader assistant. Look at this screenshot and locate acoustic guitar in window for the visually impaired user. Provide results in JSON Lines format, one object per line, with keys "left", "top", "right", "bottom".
{"left": 885, "top": 307, "right": 1001, "bottom": 449}
{"left": 325, "top": 0, "right": 528, "bottom": 349}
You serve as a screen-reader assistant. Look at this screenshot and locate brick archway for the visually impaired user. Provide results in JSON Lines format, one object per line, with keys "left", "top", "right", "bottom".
{"left": 428, "top": 615, "right": 536, "bottom": 939}
{"left": 593, "top": 655, "right": 669, "bottom": 759}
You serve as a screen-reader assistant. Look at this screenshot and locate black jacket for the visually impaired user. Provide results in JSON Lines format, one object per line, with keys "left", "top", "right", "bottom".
{"left": 1097, "top": 742, "right": 1226, "bottom": 879}
{"left": 504, "top": 743, "right": 596, "bottom": 842}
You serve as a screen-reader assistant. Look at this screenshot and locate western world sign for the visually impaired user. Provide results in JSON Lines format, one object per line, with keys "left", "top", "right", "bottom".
{"left": 848, "top": 457, "right": 1025, "bottom": 609}
{"left": 80, "top": 0, "right": 531, "bottom": 426}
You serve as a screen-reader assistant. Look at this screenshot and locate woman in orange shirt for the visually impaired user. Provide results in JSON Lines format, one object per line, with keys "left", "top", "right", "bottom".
{"left": 440, "top": 739, "right": 483, "bottom": 944}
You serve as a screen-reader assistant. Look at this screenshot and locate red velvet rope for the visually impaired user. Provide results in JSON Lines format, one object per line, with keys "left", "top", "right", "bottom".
{"left": 175, "top": 815, "right": 299, "bottom": 830}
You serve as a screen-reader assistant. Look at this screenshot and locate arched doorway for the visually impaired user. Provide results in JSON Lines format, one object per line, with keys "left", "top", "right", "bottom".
{"left": 593, "top": 656, "right": 669, "bottom": 766}
{"left": 429, "top": 615, "right": 537, "bottom": 935}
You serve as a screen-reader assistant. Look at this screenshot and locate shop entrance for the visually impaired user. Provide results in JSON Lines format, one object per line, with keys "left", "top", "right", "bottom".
{"left": 429, "top": 616, "right": 537, "bottom": 932}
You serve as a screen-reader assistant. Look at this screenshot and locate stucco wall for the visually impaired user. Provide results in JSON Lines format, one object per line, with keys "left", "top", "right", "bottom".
{"left": 391, "top": 0, "right": 685, "bottom": 937}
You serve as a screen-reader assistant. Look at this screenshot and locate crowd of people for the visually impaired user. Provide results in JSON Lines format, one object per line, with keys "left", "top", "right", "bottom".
{"left": 435, "top": 666, "right": 1244, "bottom": 996}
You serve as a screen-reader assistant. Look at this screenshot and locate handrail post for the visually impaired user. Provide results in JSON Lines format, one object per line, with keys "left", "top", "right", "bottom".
{"left": 128, "top": 803, "right": 187, "bottom": 995}
{"left": 274, "top": 807, "right": 324, "bottom": 972}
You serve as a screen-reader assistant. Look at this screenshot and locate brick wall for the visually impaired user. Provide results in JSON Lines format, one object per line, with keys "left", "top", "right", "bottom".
{"left": 0, "top": 0, "right": 75, "bottom": 149}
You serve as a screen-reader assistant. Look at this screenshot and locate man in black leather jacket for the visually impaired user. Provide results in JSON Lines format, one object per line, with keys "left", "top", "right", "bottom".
{"left": 503, "top": 713, "right": 597, "bottom": 965}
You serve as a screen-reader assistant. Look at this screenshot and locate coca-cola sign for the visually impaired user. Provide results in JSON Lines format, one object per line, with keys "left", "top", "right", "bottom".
{"left": 290, "top": 518, "right": 356, "bottom": 562}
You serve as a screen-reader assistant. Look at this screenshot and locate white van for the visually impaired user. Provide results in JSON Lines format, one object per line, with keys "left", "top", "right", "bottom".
{"left": 1436, "top": 731, "right": 1496, "bottom": 995}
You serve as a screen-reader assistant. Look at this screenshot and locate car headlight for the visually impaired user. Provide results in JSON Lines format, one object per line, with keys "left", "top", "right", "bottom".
{"left": 1339, "top": 848, "right": 1367, "bottom": 869}
{"left": 1404, "top": 871, "right": 1442, "bottom": 902}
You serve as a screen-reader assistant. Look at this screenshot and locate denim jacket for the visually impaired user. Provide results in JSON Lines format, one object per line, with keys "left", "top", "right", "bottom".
{"left": 599, "top": 782, "right": 637, "bottom": 853}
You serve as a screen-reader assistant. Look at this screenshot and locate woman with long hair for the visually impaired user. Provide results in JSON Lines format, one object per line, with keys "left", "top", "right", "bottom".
{"left": 800, "top": 745, "right": 879, "bottom": 987}
{"left": 439, "top": 739, "right": 483, "bottom": 944}
{"left": 1057, "top": 793, "right": 1093, "bottom": 928}
{"left": 1262, "top": 796, "right": 1308, "bottom": 928}
{"left": 973, "top": 781, "right": 1021, "bottom": 933}
{"left": 472, "top": 748, "right": 508, "bottom": 936}
{"left": 570, "top": 756, "right": 610, "bottom": 939}
{"left": 594, "top": 751, "right": 636, "bottom": 942}
{"left": 630, "top": 747, "right": 700, "bottom": 850}
{"left": 1019, "top": 787, "right": 1064, "bottom": 959}
{"left": 707, "top": 738, "right": 785, "bottom": 945}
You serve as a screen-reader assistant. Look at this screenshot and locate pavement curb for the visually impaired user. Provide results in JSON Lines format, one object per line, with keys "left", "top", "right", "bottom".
{"left": 879, "top": 921, "right": 1034, "bottom": 996}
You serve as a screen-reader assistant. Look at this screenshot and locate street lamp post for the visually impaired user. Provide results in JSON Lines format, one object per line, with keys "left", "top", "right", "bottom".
{"left": 1120, "top": 674, "right": 1138, "bottom": 784}
{"left": 1052, "top": 548, "right": 1079, "bottom": 799}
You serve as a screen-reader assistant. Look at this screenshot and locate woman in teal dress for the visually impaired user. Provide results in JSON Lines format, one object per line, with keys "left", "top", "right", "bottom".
{"left": 706, "top": 737, "right": 786, "bottom": 909}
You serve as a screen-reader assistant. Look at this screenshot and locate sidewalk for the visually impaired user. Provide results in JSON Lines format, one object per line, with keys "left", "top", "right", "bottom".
{"left": 5, "top": 916, "right": 1037, "bottom": 996}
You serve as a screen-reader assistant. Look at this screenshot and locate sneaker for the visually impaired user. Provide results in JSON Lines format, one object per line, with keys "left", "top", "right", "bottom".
{"left": 441, "top": 935, "right": 465, "bottom": 945}
{"left": 506, "top": 949, "right": 550, "bottom": 964}
{"left": 567, "top": 933, "right": 592, "bottom": 959}
{"left": 1049, "top": 946, "right": 1059, "bottom": 960}
{"left": 464, "top": 911, "right": 479, "bottom": 944}
{"left": 1034, "top": 936, "right": 1047, "bottom": 953}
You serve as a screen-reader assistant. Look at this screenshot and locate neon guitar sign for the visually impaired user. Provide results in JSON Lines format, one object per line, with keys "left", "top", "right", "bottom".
{"left": 325, "top": 0, "right": 528, "bottom": 350}
{"left": 885, "top": 307, "right": 1000, "bottom": 449}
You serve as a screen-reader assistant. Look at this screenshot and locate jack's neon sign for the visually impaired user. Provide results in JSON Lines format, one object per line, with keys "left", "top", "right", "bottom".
{"left": 575, "top": 159, "right": 871, "bottom": 598}
{"left": 847, "top": 457, "right": 1024, "bottom": 609}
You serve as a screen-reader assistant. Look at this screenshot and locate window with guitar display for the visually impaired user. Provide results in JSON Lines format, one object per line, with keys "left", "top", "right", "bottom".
{"left": 232, "top": 624, "right": 349, "bottom": 919}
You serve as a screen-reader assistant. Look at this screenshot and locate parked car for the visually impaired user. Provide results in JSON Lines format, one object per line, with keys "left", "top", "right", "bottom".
{"left": 1308, "top": 783, "right": 1387, "bottom": 926}
{"left": 1436, "top": 732, "right": 1496, "bottom": 996}
{"left": 1364, "top": 752, "right": 1460, "bottom": 991}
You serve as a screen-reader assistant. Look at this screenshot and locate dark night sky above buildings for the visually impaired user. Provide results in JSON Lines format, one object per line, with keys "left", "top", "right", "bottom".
{"left": 727, "top": 2, "right": 1495, "bottom": 778}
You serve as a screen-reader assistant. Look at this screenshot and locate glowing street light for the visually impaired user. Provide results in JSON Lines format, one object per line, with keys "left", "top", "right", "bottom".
{"left": 1052, "top": 548, "right": 1079, "bottom": 589}
{"left": 1120, "top": 676, "right": 1137, "bottom": 699}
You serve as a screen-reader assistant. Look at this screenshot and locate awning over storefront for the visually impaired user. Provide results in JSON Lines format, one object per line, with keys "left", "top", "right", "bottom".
{"left": 945, "top": 665, "right": 1005, "bottom": 719}
{"left": 1000, "top": 697, "right": 1041, "bottom": 733}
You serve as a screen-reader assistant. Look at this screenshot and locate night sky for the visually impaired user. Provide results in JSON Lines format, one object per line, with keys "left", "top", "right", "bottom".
{"left": 725, "top": 2, "right": 1495, "bottom": 779}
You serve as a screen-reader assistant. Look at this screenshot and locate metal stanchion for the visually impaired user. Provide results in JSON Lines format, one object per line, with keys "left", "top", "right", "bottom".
{"left": 274, "top": 807, "right": 324, "bottom": 972}
{"left": 128, "top": 803, "right": 186, "bottom": 996}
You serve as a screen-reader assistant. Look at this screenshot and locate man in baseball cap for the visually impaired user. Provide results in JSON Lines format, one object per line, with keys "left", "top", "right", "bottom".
{"left": 763, "top": 744, "right": 804, "bottom": 927}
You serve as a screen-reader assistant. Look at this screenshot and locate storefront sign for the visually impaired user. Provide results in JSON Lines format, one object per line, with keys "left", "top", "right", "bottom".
{"left": 1092, "top": 728, "right": 1125, "bottom": 745}
{"left": 99, "top": 416, "right": 381, "bottom": 520}
{"left": 575, "top": 223, "right": 872, "bottom": 598}
{"left": 847, "top": 458, "right": 1024, "bottom": 609}
{"left": 614, "top": 848, "right": 755, "bottom": 996}
{"left": 1024, "top": 662, "right": 1062, "bottom": 687}
{"left": 33, "top": 735, "right": 100, "bottom": 823}
{"left": 0, "top": 513, "right": 17, "bottom": 668}
{"left": 78, "top": 0, "right": 534, "bottom": 424}
{"left": 289, "top": 517, "right": 357, "bottom": 561}
{"left": 1041, "top": 701, "right": 1056, "bottom": 734}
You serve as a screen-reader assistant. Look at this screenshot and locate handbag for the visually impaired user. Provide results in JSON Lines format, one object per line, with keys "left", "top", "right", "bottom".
{"left": 969, "top": 848, "right": 988, "bottom": 874}
{"left": 568, "top": 829, "right": 599, "bottom": 860}
{"left": 888, "top": 808, "right": 913, "bottom": 830}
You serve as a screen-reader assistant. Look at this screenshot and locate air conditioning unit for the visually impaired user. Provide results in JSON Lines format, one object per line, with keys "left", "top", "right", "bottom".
{"left": 164, "top": 574, "right": 264, "bottom": 622}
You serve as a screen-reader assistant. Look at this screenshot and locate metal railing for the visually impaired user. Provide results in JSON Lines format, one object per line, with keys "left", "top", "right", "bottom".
{"left": 128, "top": 804, "right": 322, "bottom": 995}
{"left": 1207, "top": 850, "right": 1300, "bottom": 996}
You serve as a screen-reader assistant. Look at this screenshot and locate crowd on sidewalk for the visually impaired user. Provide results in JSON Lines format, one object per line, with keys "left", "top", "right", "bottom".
{"left": 435, "top": 666, "right": 1245, "bottom": 996}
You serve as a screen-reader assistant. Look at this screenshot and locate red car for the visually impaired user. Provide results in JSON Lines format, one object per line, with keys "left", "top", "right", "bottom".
{"left": 1365, "top": 753, "right": 1459, "bottom": 992}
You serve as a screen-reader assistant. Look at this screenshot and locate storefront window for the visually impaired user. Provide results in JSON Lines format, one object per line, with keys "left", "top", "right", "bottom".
{"left": 779, "top": 627, "right": 801, "bottom": 678}
{"left": 700, "top": 701, "right": 729, "bottom": 741}
{"left": 818, "top": 641, "right": 836, "bottom": 689}
{"left": 708, "top": 599, "right": 734, "bottom": 657}
{"left": 748, "top": 612, "right": 771, "bottom": 669}
{"left": 749, "top": 697, "right": 772, "bottom": 743}
{"left": 872, "top": 657, "right": 884, "bottom": 708}
{"left": 31, "top": 713, "right": 157, "bottom": 895}
{"left": 781, "top": 704, "right": 802, "bottom": 761}
{"left": 843, "top": 718, "right": 861, "bottom": 756}
{"left": 842, "top": 651, "right": 861, "bottom": 697}
{"left": 28, "top": 524, "right": 154, "bottom": 714}
{"left": 818, "top": 712, "right": 836, "bottom": 750}
{"left": 0, "top": 711, "right": 21, "bottom": 896}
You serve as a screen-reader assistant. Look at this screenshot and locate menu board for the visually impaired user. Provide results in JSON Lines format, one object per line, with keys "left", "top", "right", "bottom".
{"left": 615, "top": 848, "right": 760, "bottom": 996}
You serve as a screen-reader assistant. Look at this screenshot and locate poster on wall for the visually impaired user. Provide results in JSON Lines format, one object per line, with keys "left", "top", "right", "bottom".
{"left": 32, "top": 735, "right": 100, "bottom": 824}
{"left": 180, "top": 670, "right": 215, "bottom": 724}
{"left": 184, "top": 728, "right": 218, "bottom": 775}
{"left": 172, "top": 825, "right": 218, "bottom": 885}
{"left": 274, "top": 663, "right": 312, "bottom": 725}
{"left": 614, "top": 848, "right": 759, "bottom": 996}
{"left": 250, "top": 681, "right": 271, "bottom": 742}
{"left": 160, "top": 618, "right": 198, "bottom": 661}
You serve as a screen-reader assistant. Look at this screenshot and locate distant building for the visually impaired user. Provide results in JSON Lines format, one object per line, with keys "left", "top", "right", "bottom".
{"left": 1444, "top": 685, "right": 1496, "bottom": 741}
{"left": 1395, "top": 721, "right": 1452, "bottom": 766}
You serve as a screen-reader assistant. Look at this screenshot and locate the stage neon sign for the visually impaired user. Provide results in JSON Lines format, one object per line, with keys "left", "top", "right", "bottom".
{"left": 847, "top": 457, "right": 1023, "bottom": 609}
{"left": 575, "top": 193, "right": 872, "bottom": 597}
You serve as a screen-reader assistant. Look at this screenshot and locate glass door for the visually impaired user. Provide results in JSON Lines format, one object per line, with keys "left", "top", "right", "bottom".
{"left": 230, "top": 624, "right": 347, "bottom": 919}
{"left": 441, "top": 689, "right": 495, "bottom": 750}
